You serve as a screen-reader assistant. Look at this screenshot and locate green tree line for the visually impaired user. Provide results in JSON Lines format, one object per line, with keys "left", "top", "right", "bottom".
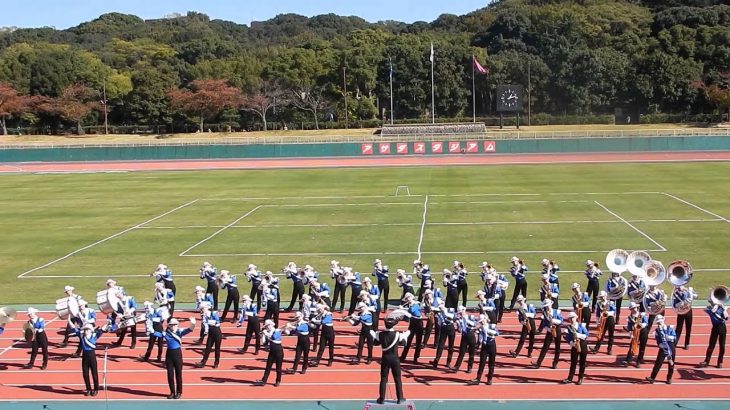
{"left": 0, "top": 0, "right": 728, "bottom": 134}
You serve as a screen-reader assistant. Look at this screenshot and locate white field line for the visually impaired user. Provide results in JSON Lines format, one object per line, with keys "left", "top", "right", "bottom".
{"left": 662, "top": 192, "right": 730, "bottom": 226}
{"left": 198, "top": 191, "right": 663, "bottom": 201}
{"left": 178, "top": 205, "right": 262, "bottom": 256}
{"left": 417, "top": 195, "right": 429, "bottom": 260}
{"left": 594, "top": 201, "right": 667, "bottom": 252}
{"left": 5, "top": 382, "right": 730, "bottom": 388}
{"left": 262, "top": 202, "right": 422, "bottom": 208}
{"left": 16, "top": 199, "right": 199, "bottom": 279}
{"left": 182, "top": 249, "right": 668, "bottom": 257}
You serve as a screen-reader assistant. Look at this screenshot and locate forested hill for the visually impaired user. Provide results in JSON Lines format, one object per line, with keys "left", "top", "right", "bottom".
{"left": 0, "top": 0, "right": 728, "bottom": 131}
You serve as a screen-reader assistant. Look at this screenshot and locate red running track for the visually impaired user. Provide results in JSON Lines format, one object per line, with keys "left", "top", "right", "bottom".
{"left": 0, "top": 308, "right": 728, "bottom": 401}
{"left": 1, "top": 151, "right": 730, "bottom": 173}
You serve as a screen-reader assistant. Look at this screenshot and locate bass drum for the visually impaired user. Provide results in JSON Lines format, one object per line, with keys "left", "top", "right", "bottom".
{"left": 55, "top": 297, "right": 80, "bottom": 320}
{"left": 96, "top": 289, "right": 120, "bottom": 315}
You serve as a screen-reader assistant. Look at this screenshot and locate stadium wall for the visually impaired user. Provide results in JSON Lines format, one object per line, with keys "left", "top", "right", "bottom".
{"left": 1, "top": 135, "right": 730, "bottom": 162}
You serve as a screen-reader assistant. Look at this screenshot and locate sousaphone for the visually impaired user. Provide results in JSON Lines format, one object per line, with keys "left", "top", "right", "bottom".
{"left": 642, "top": 260, "right": 667, "bottom": 315}
{"left": 669, "top": 260, "right": 694, "bottom": 315}
{"left": 606, "top": 249, "right": 629, "bottom": 274}
{"left": 627, "top": 251, "right": 651, "bottom": 277}
{"left": 710, "top": 286, "right": 730, "bottom": 305}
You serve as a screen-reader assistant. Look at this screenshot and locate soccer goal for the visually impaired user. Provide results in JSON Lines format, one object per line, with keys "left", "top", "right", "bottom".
{"left": 394, "top": 185, "right": 411, "bottom": 196}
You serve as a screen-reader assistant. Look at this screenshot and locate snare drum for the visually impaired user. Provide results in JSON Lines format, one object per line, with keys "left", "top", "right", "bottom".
{"left": 55, "top": 297, "right": 80, "bottom": 319}
{"left": 120, "top": 316, "right": 136, "bottom": 328}
{"left": 96, "top": 290, "right": 120, "bottom": 314}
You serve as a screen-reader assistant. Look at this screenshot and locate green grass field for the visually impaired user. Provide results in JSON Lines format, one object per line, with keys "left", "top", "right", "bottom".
{"left": 2, "top": 162, "right": 729, "bottom": 306}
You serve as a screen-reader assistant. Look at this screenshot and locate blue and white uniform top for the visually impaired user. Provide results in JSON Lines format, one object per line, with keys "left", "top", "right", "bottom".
{"left": 605, "top": 275, "right": 626, "bottom": 295}
{"left": 563, "top": 323, "right": 589, "bottom": 345}
{"left": 654, "top": 324, "right": 677, "bottom": 356}
{"left": 540, "top": 282, "right": 559, "bottom": 300}
{"left": 79, "top": 307, "right": 97, "bottom": 326}
{"left": 320, "top": 311, "right": 334, "bottom": 327}
{"left": 263, "top": 328, "right": 283, "bottom": 347}
{"left": 238, "top": 304, "right": 258, "bottom": 325}
{"left": 628, "top": 277, "right": 646, "bottom": 298}
{"left": 436, "top": 308, "right": 456, "bottom": 327}
{"left": 349, "top": 272, "right": 362, "bottom": 289}
{"left": 544, "top": 263, "right": 560, "bottom": 284}
{"left": 164, "top": 327, "right": 193, "bottom": 350}
{"left": 407, "top": 302, "right": 422, "bottom": 319}
{"left": 72, "top": 328, "right": 104, "bottom": 351}
{"left": 264, "top": 286, "right": 279, "bottom": 303}
{"left": 202, "top": 311, "right": 221, "bottom": 335}
{"left": 478, "top": 322, "right": 499, "bottom": 344}
{"left": 495, "top": 274, "right": 509, "bottom": 296}
{"left": 195, "top": 293, "right": 214, "bottom": 311}
{"left": 585, "top": 265, "right": 602, "bottom": 280}
{"left": 246, "top": 269, "right": 262, "bottom": 286}
{"left": 372, "top": 264, "right": 389, "bottom": 281}
{"left": 367, "top": 285, "right": 380, "bottom": 304}
{"left": 706, "top": 304, "right": 728, "bottom": 326}
{"left": 29, "top": 317, "right": 46, "bottom": 333}
{"left": 290, "top": 321, "right": 310, "bottom": 336}
{"left": 301, "top": 300, "right": 316, "bottom": 321}
{"left": 153, "top": 266, "right": 174, "bottom": 284}
{"left": 595, "top": 300, "right": 616, "bottom": 318}
{"left": 287, "top": 269, "right": 306, "bottom": 285}
{"left": 457, "top": 314, "right": 477, "bottom": 335}
{"left": 478, "top": 298, "right": 496, "bottom": 314}
{"left": 155, "top": 288, "right": 174, "bottom": 304}
{"left": 672, "top": 287, "right": 697, "bottom": 309}
{"left": 444, "top": 273, "right": 459, "bottom": 290}
{"left": 355, "top": 311, "right": 373, "bottom": 327}
{"left": 415, "top": 264, "right": 431, "bottom": 283}
{"left": 313, "top": 282, "right": 330, "bottom": 299}
{"left": 200, "top": 264, "right": 218, "bottom": 285}
{"left": 572, "top": 291, "right": 591, "bottom": 308}
{"left": 454, "top": 265, "right": 468, "bottom": 284}
{"left": 510, "top": 263, "right": 528, "bottom": 281}
{"left": 626, "top": 312, "right": 649, "bottom": 332}
{"left": 644, "top": 288, "right": 666, "bottom": 310}
{"left": 145, "top": 309, "right": 164, "bottom": 337}
{"left": 221, "top": 274, "right": 238, "bottom": 290}
{"left": 517, "top": 303, "right": 536, "bottom": 322}
{"left": 539, "top": 308, "right": 564, "bottom": 332}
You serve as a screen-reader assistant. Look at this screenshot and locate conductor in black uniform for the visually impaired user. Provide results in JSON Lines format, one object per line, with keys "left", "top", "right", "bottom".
{"left": 371, "top": 316, "right": 410, "bottom": 405}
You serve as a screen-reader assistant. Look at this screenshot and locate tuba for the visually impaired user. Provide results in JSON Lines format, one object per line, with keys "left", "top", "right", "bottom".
{"left": 608, "top": 276, "right": 628, "bottom": 301}
{"left": 627, "top": 251, "right": 651, "bottom": 277}
{"left": 710, "top": 285, "right": 730, "bottom": 305}
{"left": 606, "top": 249, "right": 629, "bottom": 274}
{"left": 642, "top": 260, "right": 667, "bottom": 315}
{"left": 669, "top": 260, "right": 694, "bottom": 315}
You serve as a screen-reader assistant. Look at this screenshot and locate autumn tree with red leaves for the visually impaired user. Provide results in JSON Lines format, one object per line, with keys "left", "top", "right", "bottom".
{"left": 694, "top": 72, "right": 730, "bottom": 123}
{"left": 168, "top": 79, "right": 242, "bottom": 132}
{"left": 240, "top": 81, "right": 288, "bottom": 131}
{"left": 0, "top": 82, "right": 31, "bottom": 135}
{"left": 35, "top": 84, "right": 100, "bottom": 134}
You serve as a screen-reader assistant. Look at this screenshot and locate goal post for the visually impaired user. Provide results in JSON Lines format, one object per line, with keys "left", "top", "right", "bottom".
{"left": 395, "top": 185, "right": 411, "bottom": 197}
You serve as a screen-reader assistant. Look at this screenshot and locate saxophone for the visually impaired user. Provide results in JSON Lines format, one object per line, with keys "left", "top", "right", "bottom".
{"left": 570, "top": 323, "right": 582, "bottom": 353}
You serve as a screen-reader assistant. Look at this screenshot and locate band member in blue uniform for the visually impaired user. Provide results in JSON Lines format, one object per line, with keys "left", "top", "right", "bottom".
{"left": 300, "top": 294, "right": 319, "bottom": 351}
{"left": 592, "top": 291, "right": 616, "bottom": 355}
{"left": 699, "top": 298, "right": 727, "bottom": 368}
{"left": 571, "top": 283, "right": 592, "bottom": 327}
{"left": 628, "top": 273, "right": 647, "bottom": 312}
{"left": 431, "top": 299, "right": 456, "bottom": 369}
{"left": 310, "top": 277, "right": 331, "bottom": 308}
{"left": 539, "top": 274, "right": 559, "bottom": 309}
{"left": 199, "top": 262, "right": 219, "bottom": 311}
{"left": 509, "top": 295, "right": 536, "bottom": 358}
{"left": 60, "top": 285, "right": 83, "bottom": 348}
{"left": 284, "top": 262, "right": 306, "bottom": 312}
{"left": 330, "top": 260, "right": 348, "bottom": 313}
{"left": 23, "top": 307, "right": 48, "bottom": 370}
{"left": 139, "top": 301, "right": 164, "bottom": 362}
{"left": 396, "top": 269, "right": 414, "bottom": 301}
{"left": 414, "top": 260, "right": 431, "bottom": 302}
{"left": 453, "top": 261, "right": 469, "bottom": 308}
{"left": 443, "top": 269, "right": 459, "bottom": 310}
{"left": 164, "top": 317, "right": 196, "bottom": 399}
{"left": 195, "top": 302, "right": 221, "bottom": 368}
{"left": 113, "top": 292, "right": 138, "bottom": 349}
{"left": 584, "top": 260, "right": 602, "bottom": 310}
{"left": 363, "top": 278, "right": 381, "bottom": 330}
{"left": 263, "top": 276, "right": 280, "bottom": 327}
{"left": 254, "top": 320, "right": 284, "bottom": 387}
{"left": 69, "top": 321, "right": 106, "bottom": 396}
{"left": 71, "top": 299, "right": 97, "bottom": 358}
{"left": 347, "top": 269, "right": 363, "bottom": 316}
{"left": 399, "top": 293, "right": 423, "bottom": 364}
{"left": 193, "top": 286, "right": 214, "bottom": 344}
{"left": 372, "top": 259, "right": 390, "bottom": 308}
{"left": 644, "top": 285, "right": 667, "bottom": 328}
{"left": 152, "top": 263, "right": 176, "bottom": 295}
{"left": 422, "top": 288, "right": 439, "bottom": 348}
{"left": 237, "top": 295, "right": 261, "bottom": 354}
{"left": 673, "top": 285, "right": 698, "bottom": 349}
{"left": 372, "top": 316, "right": 410, "bottom": 404}
{"left": 154, "top": 282, "right": 175, "bottom": 319}
{"left": 645, "top": 315, "right": 676, "bottom": 384}
{"left": 311, "top": 304, "right": 335, "bottom": 367}
{"left": 476, "top": 290, "right": 497, "bottom": 323}
{"left": 605, "top": 271, "right": 626, "bottom": 323}
{"left": 348, "top": 302, "right": 375, "bottom": 364}
{"left": 562, "top": 312, "right": 589, "bottom": 385}
{"left": 285, "top": 311, "right": 310, "bottom": 374}
{"left": 543, "top": 259, "right": 560, "bottom": 288}
{"left": 468, "top": 314, "right": 498, "bottom": 385}
{"left": 531, "top": 299, "right": 563, "bottom": 369}
{"left": 219, "top": 270, "right": 240, "bottom": 322}
{"left": 508, "top": 257, "right": 528, "bottom": 310}
{"left": 245, "top": 264, "right": 264, "bottom": 310}
{"left": 622, "top": 302, "right": 649, "bottom": 367}
{"left": 452, "top": 306, "right": 477, "bottom": 373}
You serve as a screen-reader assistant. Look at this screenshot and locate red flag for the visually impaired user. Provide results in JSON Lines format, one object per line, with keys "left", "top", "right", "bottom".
{"left": 473, "top": 56, "right": 488, "bottom": 75}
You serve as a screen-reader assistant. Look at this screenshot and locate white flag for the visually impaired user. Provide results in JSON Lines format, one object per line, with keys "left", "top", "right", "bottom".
{"left": 429, "top": 42, "right": 434, "bottom": 63}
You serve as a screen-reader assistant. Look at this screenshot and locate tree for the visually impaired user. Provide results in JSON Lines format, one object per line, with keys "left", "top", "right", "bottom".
{"left": 0, "top": 82, "right": 30, "bottom": 135}
{"left": 35, "top": 84, "right": 99, "bottom": 134}
{"left": 168, "top": 79, "right": 242, "bottom": 132}
{"left": 695, "top": 72, "right": 730, "bottom": 121}
{"left": 240, "top": 81, "right": 288, "bottom": 131}
{"left": 290, "top": 84, "right": 329, "bottom": 129}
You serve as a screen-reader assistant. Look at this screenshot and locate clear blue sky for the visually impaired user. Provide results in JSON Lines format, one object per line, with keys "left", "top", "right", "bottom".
{"left": 1, "top": 0, "right": 493, "bottom": 29}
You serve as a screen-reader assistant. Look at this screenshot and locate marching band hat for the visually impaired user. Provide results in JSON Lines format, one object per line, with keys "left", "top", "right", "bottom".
{"left": 168, "top": 318, "right": 180, "bottom": 325}
{"left": 542, "top": 299, "right": 553, "bottom": 308}
{"left": 397, "top": 268, "right": 406, "bottom": 275}
{"left": 568, "top": 312, "right": 578, "bottom": 319}
{"left": 247, "top": 264, "right": 256, "bottom": 270}
{"left": 200, "top": 302, "right": 212, "bottom": 310}
{"left": 476, "top": 290, "right": 486, "bottom": 297}
{"left": 442, "top": 269, "right": 451, "bottom": 274}
{"left": 516, "top": 295, "right": 526, "bottom": 302}
{"left": 480, "top": 261, "right": 489, "bottom": 268}
{"left": 655, "top": 314, "right": 665, "bottom": 324}
{"left": 157, "top": 263, "right": 167, "bottom": 270}
{"left": 220, "top": 270, "right": 230, "bottom": 275}
{"left": 203, "top": 261, "right": 211, "bottom": 267}
{"left": 629, "top": 302, "right": 640, "bottom": 309}
{"left": 362, "top": 277, "right": 371, "bottom": 283}
{"left": 143, "top": 301, "right": 154, "bottom": 308}
{"left": 27, "top": 307, "right": 38, "bottom": 315}
{"left": 458, "top": 305, "right": 467, "bottom": 312}
{"left": 106, "top": 279, "right": 117, "bottom": 287}
{"left": 374, "top": 259, "right": 382, "bottom": 264}
{"left": 571, "top": 282, "right": 580, "bottom": 290}
{"left": 424, "top": 289, "right": 433, "bottom": 295}
{"left": 598, "top": 290, "right": 608, "bottom": 298}
{"left": 403, "top": 292, "right": 414, "bottom": 300}
{"left": 294, "top": 311, "right": 303, "bottom": 319}
{"left": 301, "top": 294, "right": 312, "bottom": 301}
{"left": 413, "top": 260, "right": 421, "bottom": 265}
{"left": 241, "top": 295, "right": 252, "bottom": 301}
{"left": 359, "top": 290, "right": 369, "bottom": 298}
{"left": 78, "top": 299, "right": 87, "bottom": 306}
{"left": 264, "top": 319, "right": 275, "bottom": 328}
{"left": 155, "top": 282, "right": 165, "bottom": 289}
{"left": 330, "top": 260, "right": 339, "bottom": 266}
{"left": 356, "top": 302, "right": 368, "bottom": 311}
{"left": 586, "top": 260, "right": 594, "bottom": 267}
{"left": 194, "top": 286, "right": 205, "bottom": 293}
{"left": 64, "top": 285, "right": 75, "bottom": 293}
{"left": 542, "top": 259, "right": 550, "bottom": 266}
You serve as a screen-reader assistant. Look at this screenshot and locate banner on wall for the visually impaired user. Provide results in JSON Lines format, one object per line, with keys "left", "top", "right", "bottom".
{"left": 414, "top": 142, "right": 426, "bottom": 154}
{"left": 484, "top": 140, "right": 496, "bottom": 153}
{"left": 361, "top": 143, "right": 374, "bottom": 155}
{"left": 449, "top": 141, "right": 462, "bottom": 153}
{"left": 379, "top": 143, "right": 391, "bottom": 154}
{"left": 396, "top": 143, "right": 409, "bottom": 154}
{"left": 431, "top": 141, "right": 443, "bottom": 153}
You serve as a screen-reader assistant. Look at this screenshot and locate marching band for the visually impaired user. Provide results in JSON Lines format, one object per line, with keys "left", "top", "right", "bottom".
{"left": 2, "top": 250, "right": 728, "bottom": 403}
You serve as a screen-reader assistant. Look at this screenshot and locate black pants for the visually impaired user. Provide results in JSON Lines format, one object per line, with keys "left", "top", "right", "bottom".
{"left": 586, "top": 278, "right": 599, "bottom": 310}
{"left": 165, "top": 348, "right": 183, "bottom": 396}
{"left": 310, "top": 323, "right": 321, "bottom": 351}
{"left": 676, "top": 311, "right": 693, "bottom": 347}
{"left": 417, "top": 280, "right": 428, "bottom": 301}
{"left": 144, "top": 335, "right": 163, "bottom": 361}
{"left": 625, "top": 328, "right": 649, "bottom": 364}
{"left": 567, "top": 341, "right": 588, "bottom": 380}
{"left": 497, "top": 293, "right": 506, "bottom": 322}
{"left": 457, "top": 281, "right": 468, "bottom": 307}
{"left": 165, "top": 281, "right": 177, "bottom": 295}
{"left": 400, "top": 318, "right": 423, "bottom": 362}
{"left": 509, "top": 279, "right": 527, "bottom": 309}
{"left": 316, "top": 325, "right": 335, "bottom": 365}
{"left": 116, "top": 324, "right": 137, "bottom": 347}
{"left": 222, "top": 288, "right": 240, "bottom": 321}
{"left": 81, "top": 350, "right": 99, "bottom": 391}
{"left": 206, "top": 282, "right": 219, "bottom": 311}
{"left": 647, "top": 312, "right": 664, "bottom": 329}
{"left": 264, "top": 300, "right": 280, "bottom": 327}
{"left": 250, "top": 285, "right": 263, "bottom": 311}
{"left": 476, "top": 340, "right": 496, "bottom": 382}
{"left": 580, "top": 306, "right": 592, "bottom": 328}
{"left": 536, "top": 329, "right": 561, "bottom": 367}
{"left": 705, "top": 323, "right": 727, "bottom": 365}
{"left": 28, "top": 332, "right": 49, "bottom": 367}
{"left": 594, "top": 316, "right": 615, "bottom": 353}
{"left": 332, "top": 283, "right": 347, "bottom": 311}
{"left": 650, "top": 347, "right": 675, "bottom": 381}
{"left": 262, "top": 343, "right": 283, "bottom": 384}
{"left": 378, "top": 279, "right": 390, "bottom": 308}
{"left": 433, "top": 325, "right": 455, "bottom": 367}
{"left": 454, "top": 332, "right": 476, "bottom": 371}
{"left": 200, "top": 327, "right": 222, "bottom": 366}
{"left": 379, "top": 353, "right": 404, "bottom": 402}
{"left": 514, "top": 319, "right": 536, "bottom": 357}
{"left": 286, "top": 282, "right": 304, "bottom": 312}
{"left": 357, "top": 323, "right": 374, "bottom": 361}
{"left": 291, "top": 334, "right": 310, "bottom": 372}
{"left": 614, "top": 298, "right": 623, "bottom": 323}
{"left": 243, "top": 316, "right": 261, "bottom": 354}
{"left": 446, "top": 288, "right": 458, "bottom": 310}
{"left": 347, "top": 286, "right": 362, "bottom": 316}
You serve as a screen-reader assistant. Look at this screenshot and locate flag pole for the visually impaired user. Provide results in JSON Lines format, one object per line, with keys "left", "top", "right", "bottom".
{"left": 389, "top": 58, "right": 394, "bottom": 125}
{"left": 472, "top": 56, "right": 476, "bottom": 123}
{"left": 431, "top": 43, "right": 435, "bottom": 124}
